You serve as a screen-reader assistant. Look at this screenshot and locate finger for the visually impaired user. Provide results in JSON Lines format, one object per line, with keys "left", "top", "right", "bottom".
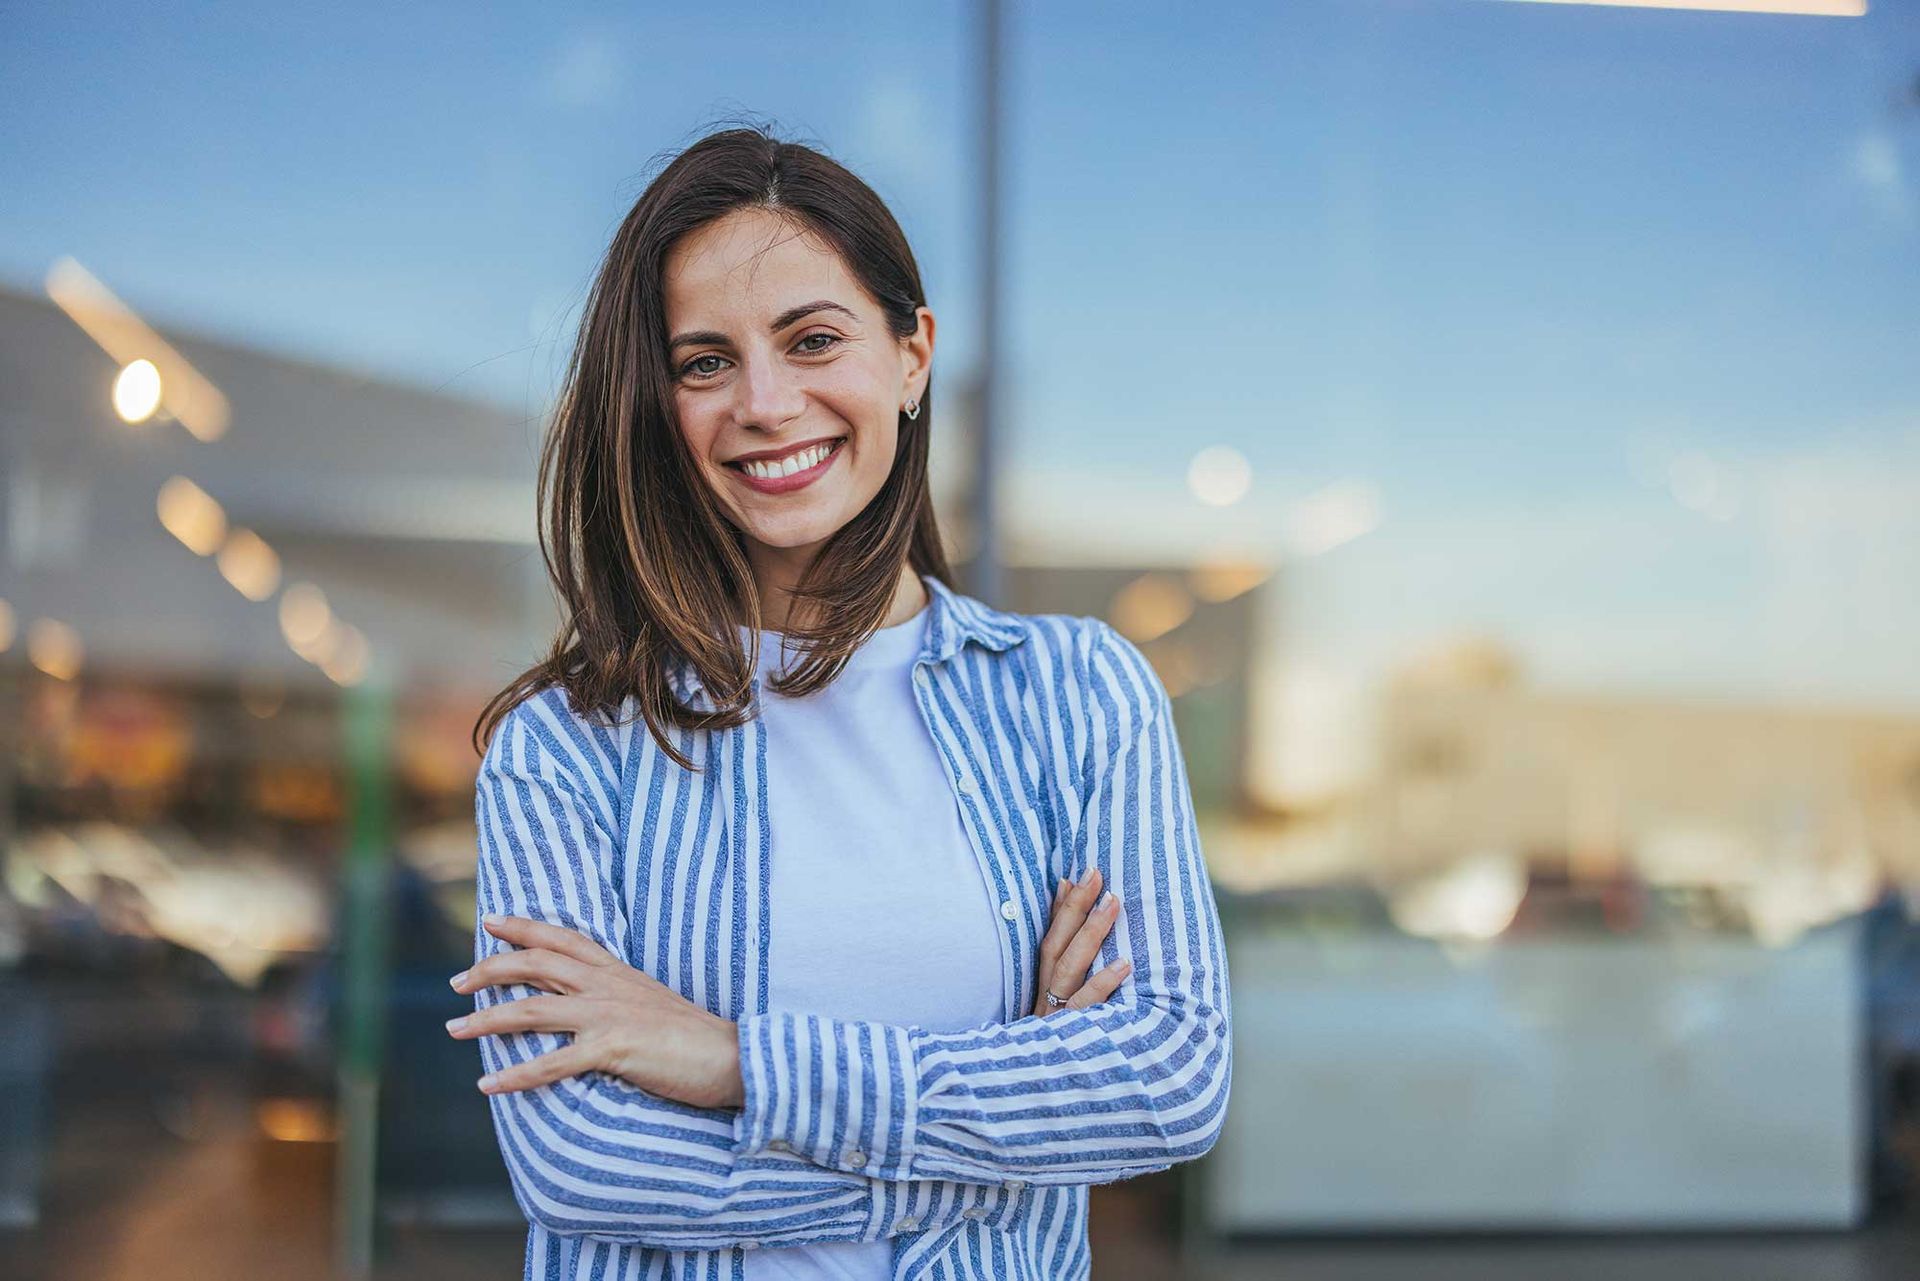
{"left": 1038, "top": 947, "right": 1124, "bottom": 1018}
{"left": 445, "top": 993, "right": 575, "bottom": 1040}
{"left": 456, "top": 949, "right": 597, "bottom": 996}
{"left": 1035, "top": 887, "right": 1116, "bottom": 1018}
{"left": 1033, "top": 957, "right": 1082, "bottom": 1016}
{"left": 1060, "top": 867, "right": 1103, "bottom": 921}
{"left": 1044, "top": 883, "right": 1075, "bottom": 998}
{"left": 479, "top": 915, "right": 619, "bottom": 966}
{"left": 1065, "top": 958, "right": 1132, "bottom": 1010}
{"left": 1034, "top": 870, "right": 1108, "bottom": 1016}
{"left": 1052, "top": 890, "right": 1120, "bottom": 997}
{"left": 1035, "top": 975, "right": 1081, "bottom": 1018}
{"left": 1037, "top": 868, "right": 1104, "bottom": 979}
{"left": 1034, "top": 880, "right": 1070, "bottom": 1016}
{"left": 1034, "top": 885, "right": 1082, "bottom": 999}
{"left": 476, "top": 1040, "right": 595, "bottom": 1096}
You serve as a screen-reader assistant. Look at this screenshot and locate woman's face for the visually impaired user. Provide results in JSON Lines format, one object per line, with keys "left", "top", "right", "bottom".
{"left": 663, "top": 206, "right": 933, "bottom": 593}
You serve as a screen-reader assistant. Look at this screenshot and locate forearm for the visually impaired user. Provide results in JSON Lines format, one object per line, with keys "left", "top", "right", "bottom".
{"left": 729, "top": 987, "right": 1231, "bottom": 1189}
{"left": 479, "top": 986, "right": 1026, "bottom": 1246}
{"left": 480, "top": 1018, "right": 850, "bottom": 1246}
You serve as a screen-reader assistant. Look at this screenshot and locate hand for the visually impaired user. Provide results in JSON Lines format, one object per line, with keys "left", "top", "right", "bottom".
{"left": 1032, "top": 866, "right": 1132, "bottom": 1017}
{"left": 446, "top": 915, "right": 745, "bottom": 1109}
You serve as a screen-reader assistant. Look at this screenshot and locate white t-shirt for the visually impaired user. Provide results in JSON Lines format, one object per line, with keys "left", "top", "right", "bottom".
{"left": 740, "top": 600, "right": 1008, "bottom": 1279}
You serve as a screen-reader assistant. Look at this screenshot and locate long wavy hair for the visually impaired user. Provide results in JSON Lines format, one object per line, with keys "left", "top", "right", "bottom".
{"left": 472, "top": 121, "right": 955, "bottom": 772}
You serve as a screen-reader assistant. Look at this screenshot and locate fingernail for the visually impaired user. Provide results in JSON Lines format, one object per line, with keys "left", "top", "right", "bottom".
{"left": 1099, "top": 891, "right": 1114, "bottom": 910}
{"left": 1078, "top": 867, "right": 1093, "bottom": 886}
{"left": 446, "top": 1016, "right": 469, "bottom": 1033}
{"left": 477, "top": 1074, "right": 499, "bottom": 1092}
{"left": 482, "top": 914, "right": 505, "bottom": 927}
{"left": 449, "top": 971, "right": 469, "bottom": 989}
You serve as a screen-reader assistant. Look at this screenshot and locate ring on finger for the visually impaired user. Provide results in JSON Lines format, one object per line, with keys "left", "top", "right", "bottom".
{"left": 1044, "top": 988, "right": 1069, "bottom": 1009}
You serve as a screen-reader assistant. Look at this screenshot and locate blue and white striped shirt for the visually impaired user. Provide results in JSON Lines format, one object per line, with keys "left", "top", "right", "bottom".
{"left": 471, "top": 572, "right": 1234, "bottom": 1280}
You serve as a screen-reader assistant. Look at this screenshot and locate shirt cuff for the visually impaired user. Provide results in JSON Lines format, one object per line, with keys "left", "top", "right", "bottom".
{"left": 731, "top": 1010, "right": 919, "bottom": 1182}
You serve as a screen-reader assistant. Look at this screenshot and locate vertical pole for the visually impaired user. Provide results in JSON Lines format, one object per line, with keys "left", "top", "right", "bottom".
{"left": 972, "top": 0, "right": 1005, "bottom": 606}
{"left": 0, "top": 665, "right": 16, "bottom": 893}
{"left": 334, "top": 673, "right": 394, "bottom": 1279}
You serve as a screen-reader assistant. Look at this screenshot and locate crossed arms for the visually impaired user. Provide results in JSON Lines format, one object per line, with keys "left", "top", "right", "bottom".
{"left": 469, "top": 620, "right": 1232, "bottom": 1249}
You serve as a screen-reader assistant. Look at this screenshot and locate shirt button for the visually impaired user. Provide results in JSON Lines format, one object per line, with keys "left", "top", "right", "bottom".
{"left": 963, "top": 1205, "right": 985, "bottom": 1220}
{"left": 1006, "top": 1179, "right": 1026, "bottom": 1195}
{"left": 845, "top": 1148, "right": 867, "bottom": 1167}
{"left": 898, "top": 1215, "right": 921, "bottom": 1231}
{"left": 956, "top": 773, "right": 974, "bottom": 793}
{"left": 740, "top": 1241, "right": 759, "bottom": 1250}
{"left": 768, "top": 1139, "right": 791, "bottom": 1153}
{"left": 999, "top": 899, "right": 1018, "bottom": 921}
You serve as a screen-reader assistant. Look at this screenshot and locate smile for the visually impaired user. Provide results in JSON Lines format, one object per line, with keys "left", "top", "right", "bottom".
{"left": 726, "top": 438, "right": 845, "bottom": 494}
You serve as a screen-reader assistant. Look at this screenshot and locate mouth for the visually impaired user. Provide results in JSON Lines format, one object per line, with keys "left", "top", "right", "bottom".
{"left": 724, "top": 436, "right": 846, "bottom": 495}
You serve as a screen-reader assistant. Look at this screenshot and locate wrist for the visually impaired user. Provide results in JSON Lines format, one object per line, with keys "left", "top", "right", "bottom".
{"left": 715, "top": 1016, "right": 745, "bottom": 1108}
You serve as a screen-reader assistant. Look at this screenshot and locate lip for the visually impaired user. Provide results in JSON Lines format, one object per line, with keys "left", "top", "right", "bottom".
{"left": 727, "top": 437, "right": 845, "bottom": 496}
{"left": 727, "top": 434, "right": 845, "bottom": 465}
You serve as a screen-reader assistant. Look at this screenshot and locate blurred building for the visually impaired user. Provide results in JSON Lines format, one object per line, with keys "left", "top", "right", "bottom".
{"left": 1372, "top": 643, "right": 1920, "bottom": 944}
{"left": 1005, "top": 562, "right": 1272, "bottom": 815}
{"left": 1, "top": 276, "right": 548, "bottom": 693}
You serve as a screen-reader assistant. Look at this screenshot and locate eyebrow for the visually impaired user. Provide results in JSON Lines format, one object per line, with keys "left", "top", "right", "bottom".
{"left": 668, "top": 300, "right": 858, "bottom": 352}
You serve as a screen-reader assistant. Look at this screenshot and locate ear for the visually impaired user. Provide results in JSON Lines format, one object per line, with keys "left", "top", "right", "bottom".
{"left": 900, "top": 305, "right": 935, "bottom": 405}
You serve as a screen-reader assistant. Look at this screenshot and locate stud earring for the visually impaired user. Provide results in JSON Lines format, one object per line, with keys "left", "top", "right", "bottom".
{"left": 903, "top": 398, "right": 920, "bottom": 420}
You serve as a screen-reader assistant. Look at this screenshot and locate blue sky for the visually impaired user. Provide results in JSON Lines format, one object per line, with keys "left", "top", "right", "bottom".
{"left": 5, "top": 0, "right": 1918, "bottom": 735}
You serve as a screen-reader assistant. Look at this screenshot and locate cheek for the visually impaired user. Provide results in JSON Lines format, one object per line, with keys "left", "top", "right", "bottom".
{"left": 864, "top": 421, "right": 900, "bottom": 464}
{"left": 673, "top": 398, "right": 724, "bottom": 461}
{"left": 822, "top": 377, "right": 900, "bottom": 448}
{"left": 815, "top": 356, "right": 896, "bottom": 415}
{"left": 842, "top": 431, "right": 900, "bottom": 498}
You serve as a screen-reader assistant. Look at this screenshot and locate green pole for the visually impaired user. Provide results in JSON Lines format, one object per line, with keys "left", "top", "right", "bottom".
{"left": 335, "top": 672, "right": 394, "bottom": 1279}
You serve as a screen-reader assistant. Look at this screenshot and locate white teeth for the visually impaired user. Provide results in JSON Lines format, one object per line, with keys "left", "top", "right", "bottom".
{"left": 740, "top": 440, "right": 836, "bottom": 480}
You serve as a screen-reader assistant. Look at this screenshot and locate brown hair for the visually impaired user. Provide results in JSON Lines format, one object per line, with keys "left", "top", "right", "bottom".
{"left": 472, "top": 120, "right": 954, "bottom": 771}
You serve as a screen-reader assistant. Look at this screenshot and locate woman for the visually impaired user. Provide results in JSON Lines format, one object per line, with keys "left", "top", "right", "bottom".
{"left": 445, "top": 124, "right": 1232, "bottom": 1281}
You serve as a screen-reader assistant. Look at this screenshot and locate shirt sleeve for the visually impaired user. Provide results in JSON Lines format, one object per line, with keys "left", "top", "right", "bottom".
{"left": 472, "top": 691, "right": 1016, "bottom": 1248}
{"left": 730, "top": 619, "right": 1234, "bottom": 1187}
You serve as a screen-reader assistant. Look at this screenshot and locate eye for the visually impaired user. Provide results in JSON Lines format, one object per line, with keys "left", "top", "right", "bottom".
{"left": 678, "top": 353, "right": 727, "bottom": 382}
{"left": 675, "top": 332, "right": 841, "bottom": 384}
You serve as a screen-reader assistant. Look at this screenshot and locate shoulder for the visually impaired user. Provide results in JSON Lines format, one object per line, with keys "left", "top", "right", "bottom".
{"left": 996, "top": 613, "right": 1174, "bottom": 796}
{"left": 478, "top": 685, "right": 624, "bottom": 821}
{"left": 982, "top": 601, "right": 1172, "bottom": 771}
{"left": 954, "top": 578, "right": 1166, "bottom": 723}
{"left": 1004, "top": 605, "right": 1095, "bottom": 669}
{"left": 1075, "top": 616, "right": 1170, "bottom": 739}
{"left": 484, "top": 683, "right": 582, "bottom": 761}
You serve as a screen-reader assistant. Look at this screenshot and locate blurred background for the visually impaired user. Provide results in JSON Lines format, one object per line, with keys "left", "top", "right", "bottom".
{"left": 3, "top": 1, "right": 1919, "bottom": 1277}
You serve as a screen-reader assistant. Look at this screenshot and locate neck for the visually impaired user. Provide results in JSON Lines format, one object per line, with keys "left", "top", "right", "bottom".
{"left": 744, "top": 556, "right": 928, "bottom": 634}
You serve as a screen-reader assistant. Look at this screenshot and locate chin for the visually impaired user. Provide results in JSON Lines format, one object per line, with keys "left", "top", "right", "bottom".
{"left": 741, "top": 515, "right": 844, "bottom": 550}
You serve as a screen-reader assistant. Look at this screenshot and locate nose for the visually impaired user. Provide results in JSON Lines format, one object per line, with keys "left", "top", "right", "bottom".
{"left": 731, "top": 349, "right": 808, "bottom": 432}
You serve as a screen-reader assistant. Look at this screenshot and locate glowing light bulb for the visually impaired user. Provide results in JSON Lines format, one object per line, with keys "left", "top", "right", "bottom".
{"left": 1186, "top": 445, "right": 1252, "bottom": 508}
{"left": 113, "top": 358, "right": 163, "bottom": 423}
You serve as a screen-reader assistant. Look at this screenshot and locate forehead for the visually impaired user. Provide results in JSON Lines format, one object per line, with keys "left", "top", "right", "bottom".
{"left": 663, "top": 209, "right": 860, "bottom": 322}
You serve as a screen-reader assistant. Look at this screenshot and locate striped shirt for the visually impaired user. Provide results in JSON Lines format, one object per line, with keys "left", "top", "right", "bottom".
{"left": 470, "top": 572, "right": 1234, "bottom": 1281}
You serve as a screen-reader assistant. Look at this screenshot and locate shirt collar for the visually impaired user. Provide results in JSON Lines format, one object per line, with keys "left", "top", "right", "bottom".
{"left": 668, "top": 572, "right": 1026, "bottom": 705}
